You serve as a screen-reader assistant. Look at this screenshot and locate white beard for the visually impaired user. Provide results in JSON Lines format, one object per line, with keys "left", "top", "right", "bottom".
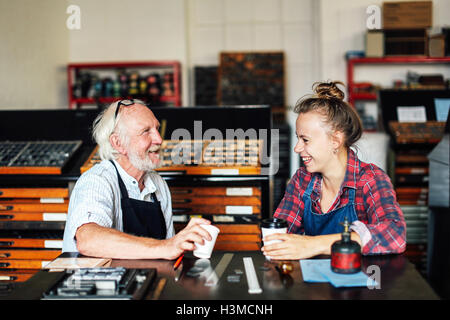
{"left": 128, "top": 145, "right": 161, "bottom": 171}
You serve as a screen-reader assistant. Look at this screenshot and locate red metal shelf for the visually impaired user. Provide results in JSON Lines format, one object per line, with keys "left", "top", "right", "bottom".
{"left": 67, "top": 61, "right": 182, "bottom": 109}
{"left": 347, "top": 56, "right": 450, "bottom": 106}
{"left": 351, "top": 93, "right": 377, "bottom": 101}
{"left": 348, "top": 57, "right": 450, "bottom": 65}
{"left": 71, "top": 96, "right": 177, "bottom": 105}
{"left": 68, "top": 61, "right": 180, "bottom": 69}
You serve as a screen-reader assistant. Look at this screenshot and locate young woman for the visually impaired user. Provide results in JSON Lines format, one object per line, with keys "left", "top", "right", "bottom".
{"left": 262, "top": 81, "right": 406, "bottom": 260}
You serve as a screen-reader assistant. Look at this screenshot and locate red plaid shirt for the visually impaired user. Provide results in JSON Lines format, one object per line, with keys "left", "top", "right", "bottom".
{"left": 274, "top": 149, "right": 406, "bottom": 255}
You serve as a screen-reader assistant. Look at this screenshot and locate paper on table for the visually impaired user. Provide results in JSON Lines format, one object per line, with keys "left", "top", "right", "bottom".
{"left": 396, "top": 106, "right": 427, "bottom": 122}
{"left": 300, "top": 259, "right": 378, "bottom": 288}
{"left": 43, "top": 257, "right": 112, "bottom": 271}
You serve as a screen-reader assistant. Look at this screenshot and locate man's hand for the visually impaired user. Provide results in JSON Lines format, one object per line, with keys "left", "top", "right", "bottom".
{"left": 75, "top": 218, "right": 215, "bottom": 260}
{"left": 163, "top": 217, "right": 212, "bottom": 259}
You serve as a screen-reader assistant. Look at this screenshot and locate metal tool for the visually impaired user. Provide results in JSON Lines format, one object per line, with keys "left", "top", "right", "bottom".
{"left": 243, "top": 257, "right": 262, "bottom": 294}
{"left": 205, "top": 253, "right": 234, "bottom": 286}
{"left": 152, "top": 278, "right": 167, "bottom": 300}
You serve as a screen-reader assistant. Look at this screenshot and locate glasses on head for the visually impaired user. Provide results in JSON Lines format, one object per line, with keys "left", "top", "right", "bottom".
{"left": 114, "top": 99, "right": 136, "bottom": 119}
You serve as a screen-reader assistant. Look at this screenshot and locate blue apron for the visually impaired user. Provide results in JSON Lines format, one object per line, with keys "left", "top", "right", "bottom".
{"left": 301, "top": 175, "right": 358, "bottom": 236}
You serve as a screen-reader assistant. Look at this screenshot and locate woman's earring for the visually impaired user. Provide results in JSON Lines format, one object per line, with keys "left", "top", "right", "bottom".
{"left": 333, "top": 148, "right": 338, "bottom": 154}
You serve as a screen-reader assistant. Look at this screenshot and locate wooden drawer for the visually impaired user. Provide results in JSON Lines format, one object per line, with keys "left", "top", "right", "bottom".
{"left": 215, "top": 242, "right": 260, "bottom": 251}
{"left": 217, "top": 234, "right": 260, "bottom": 242}
{"left": 174, "top": 223, "right": 260, "bottom": 234}
{"left": 0, "top": 166, "right": 62, "bottom": 175}
{"left": 171, "top": 186, "right": 261, "bottom": 215}
{"left": 0, "top": 269, "right": 38, "bottom": 282}
{"left": 0, "top": 198, "right": 69, "bottom": 203}
{"left": 174, "top": 223, "right": 261, "bottom": 252}
{"left": 217, "top": 226, "right": 261, "bottom": 251}
{"left": 0, "top": 188, "right": 69, "bottom": 199}
{"left": 159, "top": 166, "right": 261, "bottom": 175}
{"left": 0, "top": 249, "right": 61, "bottom": 260}
{"left": 0, "top": 238, "right": 63, "bottom": 249}
{"left": 217, "top": 224, "right": 260, "bottom": 234}
{"left": 0, "top": 212, "right": 67, "bottom": 221}
{"left": 172, "top": 196, "right": 260, "bottom": 206}
{"left": 0, "top": 201, "right": 68, "bottom": 213}
{"left": 0, "top": 259, "right": 53, "bottom": 269}
{"left": 170, "top": 186, "right": 261, "bottom": 197}
{"left": 173, "top": 205, "right": 260, "bottom": 215}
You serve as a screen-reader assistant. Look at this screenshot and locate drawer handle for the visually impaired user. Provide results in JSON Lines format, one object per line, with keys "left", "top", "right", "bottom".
{"left": 0, "top": 242, "right": 14, "bottom": 246}
{"left": 0, "top": 205, "right": 13, "bottom": 211}
{"left": 172, "top": 199, "right": 192, "bottom": 204}
{"left": 0, "top": 215, "right": 14, "bottom": 220}
{"left": 172, "top": 208, "right": 192, "bottom": 214}
{"left": 0, "top": 262, "right": 10, "bottom": 267}
{"left": 171, "top": 189, "right": 193, "bottom": 194}
{"left": 0, "top": 253, "right": 11, "bottom": 258}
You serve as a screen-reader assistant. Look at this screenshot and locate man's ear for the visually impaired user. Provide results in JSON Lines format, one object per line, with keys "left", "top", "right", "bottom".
{"left": 109, "top": 133, "right": 127, "bottom": 155}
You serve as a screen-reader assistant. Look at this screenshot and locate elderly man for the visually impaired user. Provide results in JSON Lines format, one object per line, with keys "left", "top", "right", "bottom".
{"left": 62, "top": 99, "right": 211, "bottom": 259}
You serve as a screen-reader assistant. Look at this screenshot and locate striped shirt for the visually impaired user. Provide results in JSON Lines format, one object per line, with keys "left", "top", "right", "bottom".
{"left": 62, "top": 160, "right": 175, "bottom": 252}
{"left": 274, "top": 149, "right": 406, "bottom": 255}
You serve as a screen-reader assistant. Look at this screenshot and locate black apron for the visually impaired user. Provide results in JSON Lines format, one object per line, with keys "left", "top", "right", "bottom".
{"left": 110, "top": 160, "right": 167, "bottom": 239}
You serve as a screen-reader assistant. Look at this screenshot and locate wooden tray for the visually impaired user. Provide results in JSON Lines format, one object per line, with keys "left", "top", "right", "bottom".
{"left": 81, "top": 140, "right": 263, "bottom": 175}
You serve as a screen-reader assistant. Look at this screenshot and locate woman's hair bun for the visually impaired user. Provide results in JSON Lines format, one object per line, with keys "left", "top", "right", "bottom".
{"left": 313, "top": 81, "right": 345, "bottom": 101}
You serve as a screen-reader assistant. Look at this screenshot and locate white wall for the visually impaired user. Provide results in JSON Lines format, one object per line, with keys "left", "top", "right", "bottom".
{"left": 0, "top": 0, "right": 69, "bottom": 109}
{"left": 187, "top": 0, "right": 319, "bottom": 105}
{"left": 68, "top": 0, "right": 189, "bottom": 107}
{"left": 187, "top": 0, "right": 320, "bottom": 174}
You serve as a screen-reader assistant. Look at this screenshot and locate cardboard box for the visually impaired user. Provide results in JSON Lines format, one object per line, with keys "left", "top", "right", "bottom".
{"left": 429, "top": 34, "right": 445, "bottom": 57}
{"left": 383, "top": 1, "right": 432, "bottom": 29}
{"left": 366, "top": 31, "right": 385, "bottom": 57}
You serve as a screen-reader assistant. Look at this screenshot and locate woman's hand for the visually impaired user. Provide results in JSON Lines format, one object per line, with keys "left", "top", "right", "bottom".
{"left": 261, "top": 233, "right": 327, "bottom": 260}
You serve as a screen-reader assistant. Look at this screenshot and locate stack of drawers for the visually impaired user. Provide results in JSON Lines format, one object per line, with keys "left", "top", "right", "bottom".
{"left": 388, "top": 121, "right": 446, "bottom": 278}
{"left": 171, "top": 186, "right": 262, "bottom": 251}
{"left": 0, "top": 188, "right": 67, "bottom": 283}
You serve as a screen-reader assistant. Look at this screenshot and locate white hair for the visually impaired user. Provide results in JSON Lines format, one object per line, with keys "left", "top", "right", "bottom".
{"left": 92, "top": 100, "right": 144, "bottom": 160}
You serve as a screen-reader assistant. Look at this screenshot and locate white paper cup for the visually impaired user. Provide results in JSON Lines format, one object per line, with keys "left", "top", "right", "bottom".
{"left": 262, "top": 227, "right": 288, "bottom": 246}
{"left": 193, "top": 225, "right": 220, "bottom": 259}
{"left": 261, "top": 218, "right": 288, "bottom": 260}
{"left": 261, "top": 219, "right": 287, "bottom": 246}
{"left": 261, "top": 218, "right": 288, "bottom": 246}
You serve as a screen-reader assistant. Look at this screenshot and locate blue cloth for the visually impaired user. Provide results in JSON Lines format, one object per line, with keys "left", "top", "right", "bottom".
{"left": 300, "top": 259, "right": 329, "bottom": 283}
{"left": 301, "top": 175, "right": 358, "bottom": 236}
{"left": 300, "top": 259, "right": 378, "bottom": 288}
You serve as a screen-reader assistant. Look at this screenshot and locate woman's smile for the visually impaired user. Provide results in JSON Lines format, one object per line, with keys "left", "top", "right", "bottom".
{"left": 301, "top": 156, "right": 312, "bottom": 165}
